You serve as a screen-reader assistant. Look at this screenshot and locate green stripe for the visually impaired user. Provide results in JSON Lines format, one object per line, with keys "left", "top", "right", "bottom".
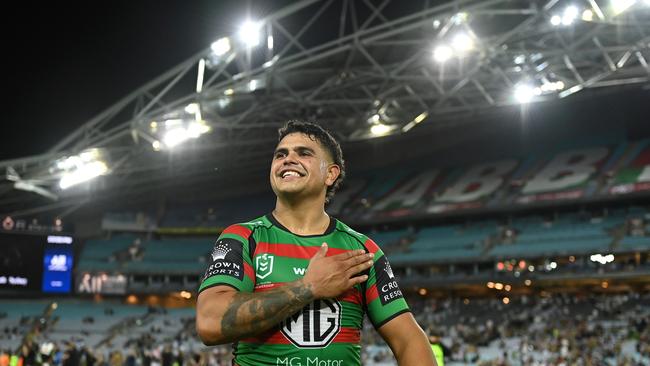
{"left": 261, "top": 227, "right": 366, "bottom": 250}
{"left": 340, "top": 301, "right": 363, "bottom": 328}
{"left": 366, "top": 296, "right": 409, "bottom": 327}
{"left": 235, "top": 342, "right": 361, "bottom": 366}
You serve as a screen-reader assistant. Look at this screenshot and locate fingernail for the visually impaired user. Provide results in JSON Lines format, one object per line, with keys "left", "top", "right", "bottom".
{"left": 367, "top": 253, "right": 374, "bottom": 258}
{"left": 368, "top": 261, "right": 373, "bottom": 265}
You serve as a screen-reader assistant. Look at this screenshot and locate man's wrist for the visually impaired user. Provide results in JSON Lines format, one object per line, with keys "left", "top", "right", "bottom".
{"left": 295, "top": 278, "right": 318, "bottom": 301}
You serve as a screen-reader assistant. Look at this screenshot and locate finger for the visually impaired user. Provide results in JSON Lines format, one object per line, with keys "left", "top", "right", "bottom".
{"left": 311, "top": 242, "right": 328, "bottom": 260}
{"left": 347, "top": 275, "right": 369, "bottom": 287}
{"left": 331, "top": 249, "right": 366, "bottom": 261}
{"left": 346, "top": 259, "right": 374, "bottom": 277}
{"left": 341, "top": 252, "right": 374, "bottom": 268}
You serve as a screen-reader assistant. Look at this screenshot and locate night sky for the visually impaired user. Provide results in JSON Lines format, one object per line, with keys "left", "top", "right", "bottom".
{"left": 3, "top": 1, "right": 286, "bottom": 161}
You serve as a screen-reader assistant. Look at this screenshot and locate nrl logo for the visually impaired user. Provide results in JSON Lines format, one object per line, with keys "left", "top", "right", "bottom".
{"left": 256, "top": 253, "right": 274, "bottom": 279}
{"left": 211, "top": 242, "right": 231, "bottom": 261}
{"left": 384, "top": 261, "right": 395, "bottom": 280}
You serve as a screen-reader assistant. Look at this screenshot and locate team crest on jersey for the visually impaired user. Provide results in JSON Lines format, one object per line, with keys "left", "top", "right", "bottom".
{"left": 281, "top": 299, "right": 342, "bottom": 348}
{"left": 255, "top": 253, "right": 274, "bottom": 279}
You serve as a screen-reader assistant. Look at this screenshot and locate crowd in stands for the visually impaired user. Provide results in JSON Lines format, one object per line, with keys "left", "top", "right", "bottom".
{"left": 4, "top": 207, "right": 645, "bottom": 365}
{"left": 2, "top": 292, "right": 649, "bottom": 366}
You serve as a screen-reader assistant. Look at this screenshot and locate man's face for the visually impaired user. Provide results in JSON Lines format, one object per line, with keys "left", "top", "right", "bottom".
{"left": 270, "top": 132, "right": 339, "bottom": 200}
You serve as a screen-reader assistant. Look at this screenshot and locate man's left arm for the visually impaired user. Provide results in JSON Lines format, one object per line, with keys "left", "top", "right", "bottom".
{"left": 377, "top": 312, "right": 437, "bottom": 366}
{"left": 360, "top": 236, "right": 436, "bottom": 365}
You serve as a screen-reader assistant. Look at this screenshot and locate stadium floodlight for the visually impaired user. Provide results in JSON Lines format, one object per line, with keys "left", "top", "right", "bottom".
{"left": 184, "top": 103, "right": 199, "bottom": 114}
{"left": 210, "top": 37, "right": 231, "bottom": 57}
{"left": 582, "top": 9, "right": 594, "bottom": 21}
{"left": 550, "top": 15, "right": 562, "bottom": 26}
{"left": 513, "top": 84, "right": 537, "bottom": 103}
{"left": 513, "top": 54, "right": 526, "bottom": 65}
{"left": 59, "top": 161, "right": 108, "bottom": 189}
{"left": 612, "top": 0, "right": 636, "bottom": 15}
{"left": 562, "top": 5, "right": 579, "bottom": 26}
{"left": 157, "top": 119, "right": 211, "bottom": 150}
{"left": 414, "top": 111, "right": 428, "bottom": 124}
{"left": 267, "top": 35, "right": 274, "bottom": 50}
{"left": 238, "top": 20, "right": 261, "bottom": 48}
{"left": 433, "top": 45, "right": 453, "bottom": 63}
{"left": 402, "top": 111, "right": 428, "bottom": 133}
{"left": 451, "top": 12, "right": 468, "bottom": 24}
{"left": 152, "top": 140, "right": 162, "bottom": 151}
{"left": 163, "top": 128, "right": 190, "bottom": 148}
{"left": 196, "top": 58, "right": 205, "bottom": 93}
{"left": 540, "top": 80, "right": 565, "bottom": 92}
{"left": 187, "top": 122, "right": 210, "bottom": 138}
{"left": 370, "top": 123, "right": 390, "bottom": 136}
{"left": 451, "top": 33, "right": 474, "bottom": 52}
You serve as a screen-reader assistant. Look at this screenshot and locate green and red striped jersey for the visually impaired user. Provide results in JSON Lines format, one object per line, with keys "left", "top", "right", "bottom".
{"left": 199, "top": 214, "right": 410, "bottom": 366}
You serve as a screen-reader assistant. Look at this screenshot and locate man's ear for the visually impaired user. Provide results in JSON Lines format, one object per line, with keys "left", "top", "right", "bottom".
{"left": 325, "top": 164, "right": 341, "bottom": 187}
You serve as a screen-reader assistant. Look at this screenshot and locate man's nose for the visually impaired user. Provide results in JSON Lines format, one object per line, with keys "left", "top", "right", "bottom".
{"left": 283, "top": 151, "right": 299, "bottom": 164}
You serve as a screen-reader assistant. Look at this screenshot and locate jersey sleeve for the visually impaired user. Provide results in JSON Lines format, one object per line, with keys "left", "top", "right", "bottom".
{"left": 363, "top": 238, "right": 410, "bottom": 329}
{"left": 198, "top": 224, "right": 255, "bottom": 293}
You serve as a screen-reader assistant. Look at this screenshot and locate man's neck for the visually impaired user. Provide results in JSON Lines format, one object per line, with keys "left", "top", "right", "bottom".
{"left": 272, "top": 196, "right": 330, "bottom": 236}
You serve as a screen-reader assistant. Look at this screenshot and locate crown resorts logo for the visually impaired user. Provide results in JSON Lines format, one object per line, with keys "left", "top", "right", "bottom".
{"left": 384, "top": 261, "right": 395, "bottom": 279}
{"left": 211, "top": 242, "right": 231, "bottom": 261}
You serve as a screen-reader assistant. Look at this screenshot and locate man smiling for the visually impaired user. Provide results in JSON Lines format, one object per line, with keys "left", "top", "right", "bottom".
{"left": 196, "top": 121, "right": 435, "bottom": 366}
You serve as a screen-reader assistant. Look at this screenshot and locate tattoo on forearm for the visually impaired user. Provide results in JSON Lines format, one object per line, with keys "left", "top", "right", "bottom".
{"left": 221, "top": 281, "right": 314, "bottom": 341}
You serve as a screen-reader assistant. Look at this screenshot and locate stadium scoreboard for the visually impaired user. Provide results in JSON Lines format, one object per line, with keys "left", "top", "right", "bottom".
{"left": 0, "top": 232, "right": 73, "bottom": 293}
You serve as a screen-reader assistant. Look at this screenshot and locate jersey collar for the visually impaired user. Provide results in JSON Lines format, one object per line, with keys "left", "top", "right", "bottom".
{"left": 266, "top": 212, "right": 337, "bottom": 238}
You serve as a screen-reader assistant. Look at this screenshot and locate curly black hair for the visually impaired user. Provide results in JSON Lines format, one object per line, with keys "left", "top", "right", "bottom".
{"left": 277, "top": 120, "right": 346, "bottom": 203}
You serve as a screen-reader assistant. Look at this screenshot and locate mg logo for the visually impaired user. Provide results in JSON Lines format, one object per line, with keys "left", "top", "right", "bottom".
{"left": 281, "top": 299, "right": 341, "bottom": 348}
{"left": 255, "top": 254, "right": 274, "bottom": 279}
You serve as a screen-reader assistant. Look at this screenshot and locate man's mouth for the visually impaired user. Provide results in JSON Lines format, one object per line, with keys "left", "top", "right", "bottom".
{"left": 279, "top": 170, "right": 305, "bottom": 179}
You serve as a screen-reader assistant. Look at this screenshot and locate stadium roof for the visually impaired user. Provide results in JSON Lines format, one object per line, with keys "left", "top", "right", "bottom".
{"left": 1, "top": 0, "right": 649, "bottom": 218}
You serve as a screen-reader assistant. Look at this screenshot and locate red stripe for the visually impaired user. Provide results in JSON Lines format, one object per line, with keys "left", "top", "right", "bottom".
{"left": 366, "top": 284, "right": 379, "bottom": 303}
{"left": 242, "top": 327, "right": 360, "bottom": 344}
{"left": 364, "top": 239, "right": 380, "bottom": 254}
{"left": 255, "top": 242, "right": 351, "bottom": 259}
{"left": 243, "top": 263, "right": 255, "bottom": 284}
{"left": 254, "top": 282, "right": 284, "bottom": 292}
{"left": 223, "top": 224, "right": 252, "bottom": 239}
{"left": 334, "top": 327, "right": 361, "bottom": 343}
{"left": 337, "top": 288, "right": 362, "bottom": 305}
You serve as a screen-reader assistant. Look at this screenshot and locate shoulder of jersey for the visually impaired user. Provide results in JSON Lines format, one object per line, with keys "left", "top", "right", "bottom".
{"left": 336, "top": 221, "right": 368, "bottom": 240}
{"left": 238, "top": 217, "right": 272, "bottom": 230}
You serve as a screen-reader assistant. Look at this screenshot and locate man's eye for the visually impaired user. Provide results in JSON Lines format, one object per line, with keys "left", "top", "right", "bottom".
{"left": 275, "top": 152, "right": 285, "bottom": 158}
